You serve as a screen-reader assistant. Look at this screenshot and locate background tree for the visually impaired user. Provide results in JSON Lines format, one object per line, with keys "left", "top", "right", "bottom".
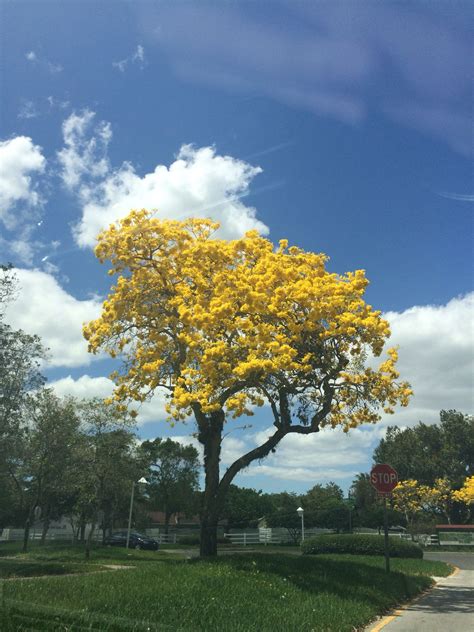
{"left": 71, "top": 398, "right": 137, "bottom": 555}
{"left": 453, "top": 476, "right": 474, "bottom": 505}
{"left": 303, "top": 482, "right": 348, "bottom": 531}
{"left": 392, "top": 480, "right": 430, "bottom": 528}
{"left": 265, "top": 492, "right": 302, "bottom": 544}
{"left": 374, "top": 411, "right": 473, "bottom": 488}
{"left": 19, "top": 390, "right": 80, "bottom": 551}
{"left": 424, "top": 478, "right": 454, "bottom": 524}
{"left": 84, "top": 211, "right": 412, "bottom": 556}
{"left": 0, "top": 264, "right": 48, "bottom": 530}
{"left": 219, "top": 485, "right": 274, "bottom": 532}
{"left": 453, "top": 476, "right": 474, "bottom": 522}
{"left": 349, "top": 473, "right": 404, "bottom": 530}
{"left": 140, "top": 438, "right": 200, "bottom": 533}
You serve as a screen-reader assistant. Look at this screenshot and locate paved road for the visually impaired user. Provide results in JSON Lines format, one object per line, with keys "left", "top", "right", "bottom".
{"left": 368, "top": 552, "right": 474, "bottom": 631}
{"left": 424, "top": 550, "right": 474, "bottom": 570}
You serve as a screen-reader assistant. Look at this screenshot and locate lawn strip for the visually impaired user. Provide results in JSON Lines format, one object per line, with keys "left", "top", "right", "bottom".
{"left": 0, "top": 552, "right": 452, "bottom": 631}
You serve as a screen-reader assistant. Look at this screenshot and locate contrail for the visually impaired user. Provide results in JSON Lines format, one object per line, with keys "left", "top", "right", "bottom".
{"left": 243, "top": 141, "right": 293, "bottom": 160}
{"left": 437, "top": 192, "right": 474, "bottom": 202}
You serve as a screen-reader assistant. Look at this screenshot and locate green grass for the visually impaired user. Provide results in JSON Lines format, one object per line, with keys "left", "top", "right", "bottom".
{"left": 0, "top": 546, "right": 452, "bottom": 632}
{"left": 0, "top": 558, "right": 98, "bottom": 579}
{"left": 0, "top": 540, "right": 185, "bottom": 564}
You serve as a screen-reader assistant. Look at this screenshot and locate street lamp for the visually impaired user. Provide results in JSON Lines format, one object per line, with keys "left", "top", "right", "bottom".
{"left": 126, "top": 477, "right": 149, "bottom": 549}
{"left": 296, "top": 506, "right": 305, "bottom": 542}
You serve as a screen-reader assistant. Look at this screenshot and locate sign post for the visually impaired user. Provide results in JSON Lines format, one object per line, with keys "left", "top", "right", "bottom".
{"left": 370, "top": 464, "right": 398, "bottom": 573}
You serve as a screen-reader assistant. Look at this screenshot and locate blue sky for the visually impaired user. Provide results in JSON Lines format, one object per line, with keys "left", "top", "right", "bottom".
{"left": 1, "top": 1, "right": 473, "bottom": 494}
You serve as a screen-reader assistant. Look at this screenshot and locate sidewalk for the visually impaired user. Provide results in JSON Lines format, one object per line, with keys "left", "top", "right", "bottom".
{"left": 367, "top": 564, "right": 474, "bottom": 631}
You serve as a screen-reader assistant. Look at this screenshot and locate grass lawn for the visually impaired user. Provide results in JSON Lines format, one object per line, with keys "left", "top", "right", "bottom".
{"left": 0, "top": 543, "right": 452, "bottom": 632}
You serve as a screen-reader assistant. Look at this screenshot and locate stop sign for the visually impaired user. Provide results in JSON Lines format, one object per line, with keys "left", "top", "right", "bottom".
{"left": 370, "top": 464, "right": 398, "bottom": 494}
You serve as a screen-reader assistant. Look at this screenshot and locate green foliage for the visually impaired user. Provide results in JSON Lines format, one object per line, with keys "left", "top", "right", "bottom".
{"left": 301, "top": 534, "right": 423, "bottom": 558}
{"left": 302, "top": 482, "right": 349, "bottom": 531}
{"left": 220, "top": 485, "right": 274, "bottom": 530}
{"left": 374, "top": 411, "right": 474, "bottom": 489}
{"left": 140, "top": 438, "right": 200, "bottom": 531}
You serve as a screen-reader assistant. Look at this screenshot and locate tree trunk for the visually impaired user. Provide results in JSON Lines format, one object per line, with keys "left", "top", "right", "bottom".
{"left": 198, "top": 411, "right": 224, "bottom": 557}
{"left": 22, "top": 515, "right": 31, "bottom": 553}
{"left": 79, "top": 516, "right": 86, "bottom": 543}
{"left": 40, "top": 515, "right": 50, "bottom": 545}
{"left": 164, "top": 510, "right": 171, "bottom": 535}
{"left": 85, "top": 522, "right": 95, "bottom": 560}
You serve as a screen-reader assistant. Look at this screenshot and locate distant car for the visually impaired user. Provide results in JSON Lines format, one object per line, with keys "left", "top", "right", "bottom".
{"left": 104, "top": 531, "right": 159, "bottom": 551}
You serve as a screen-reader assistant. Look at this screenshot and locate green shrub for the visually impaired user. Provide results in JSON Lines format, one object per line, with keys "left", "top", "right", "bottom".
{"left": 301, "top": 534, "right": 423, "bottom": 558}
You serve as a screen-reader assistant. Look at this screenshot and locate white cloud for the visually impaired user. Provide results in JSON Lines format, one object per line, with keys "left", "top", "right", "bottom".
{"left": 241, "top": 465, "right": 357, "bottom": 482}
{"left": 50, "top": 374, "right": 114, "bottom": 399}
{"left": 75, "top": 144, "right": 266, "bottom": 246}
{"left": 57, "top": 110, "right": 111, "bottom": 190}
{"left": 238, "top": 425, "right": 384, "bottom": 484}
{"left": 113, "top": 44, "right": 147, "bottom": 72}
{"left": 18, "top": 99, "right": 39, "bottom": 120}
{"left": 49, "top": 374, "right": 169, "bottom": 426}
{"left": 46, "top": 96, "right": 70, "bottom": 110}
{"left": 25, "top": 50, "right": 62, "bottom": 74}
{"left": 0, "top": 136, "right": 45, "bottom": 227}
{"left": 57, "top": 111, "right": 268, "bottom": 246}
{"left": 4, "top": 269, "right": 102, "bottom": 368}
{"left": 383, "top": 292, "right": 474, "bottom": 421}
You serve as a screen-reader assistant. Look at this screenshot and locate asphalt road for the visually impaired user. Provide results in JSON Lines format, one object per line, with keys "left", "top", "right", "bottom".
{"left": 424, "top": 550, "right": 474, "bottom": 570}
{"left": 368, "top": 552, "right": 474, "bottom": 631}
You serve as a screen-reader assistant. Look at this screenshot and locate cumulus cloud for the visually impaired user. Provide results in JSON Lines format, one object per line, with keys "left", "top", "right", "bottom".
{"left": 51, "top": 374, "right": 114, "bottom": 399}
{"left": 4, "top": 269, "right": 102, "bottom": 368}
{"left": 0, "top": 136, "right": 45, "bottom": 228}
{"left": 236, "top": 425, "right": 385, "bottom": 483}
{"left": 382, "top": 292, "right": 474, "bottom": 424}
{"left": 48, "top": 374, "right": 169, "bottom": 426}
{"left": 57, "top": 111, "right": 268, "bottom": 247}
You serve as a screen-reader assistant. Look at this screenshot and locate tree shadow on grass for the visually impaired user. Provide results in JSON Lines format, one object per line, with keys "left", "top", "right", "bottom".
{"left": 194, "top": 554, "right": 433, "bottom": 611}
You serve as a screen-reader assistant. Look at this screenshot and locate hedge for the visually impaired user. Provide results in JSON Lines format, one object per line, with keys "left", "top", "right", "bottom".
{"left": 301, "top": 534, "right": 423, "bottom": 558}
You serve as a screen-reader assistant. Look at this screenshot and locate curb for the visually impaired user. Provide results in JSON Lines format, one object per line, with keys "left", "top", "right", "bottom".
{"left": 366, "top": 565, "right": 460, "bottom": 631}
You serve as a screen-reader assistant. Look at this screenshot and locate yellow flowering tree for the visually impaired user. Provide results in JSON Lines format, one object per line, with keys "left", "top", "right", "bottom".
{"left": 453, "top": 476, "right": 474, "bottom": 504}
{"left": 392, "top": 479, "right": 430, "bottom": 526}
{"left": 453, "top": 476, "right": 474, "bottom": 521}
{"left": 425, "top": 477, "right": 454, "bottom": 523}
{"left": 84, "top": 210, "right": 412, "bottom": 556}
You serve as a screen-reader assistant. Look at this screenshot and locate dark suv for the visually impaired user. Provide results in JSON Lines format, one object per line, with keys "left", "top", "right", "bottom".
{"left": 104, "top": 531, "right": 159, "bottom": 551}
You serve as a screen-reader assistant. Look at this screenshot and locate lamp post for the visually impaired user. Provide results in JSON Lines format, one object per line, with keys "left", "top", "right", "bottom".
{"left": 297, "top": 506, "right": 305, "bottom": 542}
{"left": 126, "top": 477, "right": 149, "bottom": 549}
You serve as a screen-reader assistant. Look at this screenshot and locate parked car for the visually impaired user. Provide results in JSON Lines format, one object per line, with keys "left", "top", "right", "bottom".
{"left": 104, "top": 531, "right": 159, "bottom": 551}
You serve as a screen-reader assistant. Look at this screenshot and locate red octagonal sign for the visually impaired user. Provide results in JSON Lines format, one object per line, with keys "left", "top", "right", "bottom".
{"left": 370, "top": 464, "right": 398, "bottom": 494}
